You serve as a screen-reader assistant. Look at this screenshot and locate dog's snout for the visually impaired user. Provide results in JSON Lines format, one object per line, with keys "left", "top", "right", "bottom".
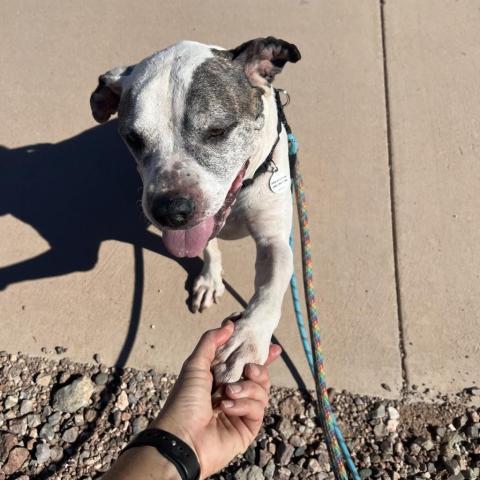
{"left": 150, "top": 195, "right": 195, "bottom": 228}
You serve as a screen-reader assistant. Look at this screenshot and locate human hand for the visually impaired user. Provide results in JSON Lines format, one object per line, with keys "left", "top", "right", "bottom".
{"left": 152, "top": 321, "right": 281, "bottom": 479}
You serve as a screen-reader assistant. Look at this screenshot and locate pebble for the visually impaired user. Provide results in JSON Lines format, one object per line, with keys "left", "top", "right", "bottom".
{"left": 55, "top": 346, "right": 67, "bottom": 354}
{"left": 132, "top": 415, "right": 149, "bottom": 435}
{"left": 279, "top": 396, "right": 303, "bottom": 416}
{"left": 93, "top": 353, "right": 102, "bottom": 364}
{"left": 53, "top": 376, "right": 94, "bottom": 412}
{"left": 387, "top": 406, "right": 400, "bottom": 420}
{"left": 62, "top": 426, "right": 79, "bottom": 443}
{"left": 94, "top": 372, "right": 109, "bottom": 385}
{"left": 263, "top": 459, "right": 275, "bottom": 479}
{"left": 8, "top": 417, "right": 28, "bottom": 436}
{"left": 3, "top": 447, "right": 30, "bottom": 475}
{"left": 115, "top": 391, "right": 129, "bottom": 411}
{"left": 4, "top": 395, "right": 19, "bottom": 409}
{"left": 35, "top": 372, "right": 52, "bottom": 386}
{"left": 0, "top": 432, "right": 18, "bottom": 463}
{"left": 275, "top": 442, "right": 295, "bottom": 466}
{"left": 359, "top": 468, "right": 373, "bottom": 479}
{"left": 372, "top": 403, "right": 386, "bottom": 418}
{"left": 35, "top": 443, "right": 51, "bottom": 463}
{"left": 277, "top": 417, "right": 295, "bottom": 439}
{"left": 20, "top": 399, "right": 34, "bottom": 416}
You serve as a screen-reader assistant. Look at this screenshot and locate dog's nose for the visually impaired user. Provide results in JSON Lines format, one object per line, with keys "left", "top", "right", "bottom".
{"left": 150, "top": 195, "right": 195, "bottom": 228}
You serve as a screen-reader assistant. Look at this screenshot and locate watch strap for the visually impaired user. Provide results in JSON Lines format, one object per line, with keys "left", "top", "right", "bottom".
{"left": 122, "top": 428, "right": 200, "bottom": 480}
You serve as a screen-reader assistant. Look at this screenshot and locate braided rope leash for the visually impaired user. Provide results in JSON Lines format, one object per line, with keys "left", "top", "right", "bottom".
{"left": 287, "top": 130, "right": 360, "bottom": 480}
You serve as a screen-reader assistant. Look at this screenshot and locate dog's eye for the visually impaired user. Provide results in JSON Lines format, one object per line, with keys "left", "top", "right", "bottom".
{"left": 208, "top": 127, "right": 227, "bottom": 138}
{"left": 206, "top": 122, "right": 237, "bottom": 140}
{"left": 124, "top": 131, "right": 144, "bottom": 150}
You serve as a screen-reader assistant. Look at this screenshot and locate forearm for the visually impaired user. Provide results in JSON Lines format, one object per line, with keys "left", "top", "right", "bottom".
{"left": 102, "top": 446, "right": 181, "bottom": 480}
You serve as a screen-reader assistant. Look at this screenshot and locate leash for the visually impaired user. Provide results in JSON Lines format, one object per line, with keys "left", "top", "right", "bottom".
{"left": 276, "top": 89, "right": 360, "bottom": 480}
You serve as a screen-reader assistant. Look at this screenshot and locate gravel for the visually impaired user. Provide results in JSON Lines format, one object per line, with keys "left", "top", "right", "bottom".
{"left": 0, "top": 351, "right": 480, "bottom": 479}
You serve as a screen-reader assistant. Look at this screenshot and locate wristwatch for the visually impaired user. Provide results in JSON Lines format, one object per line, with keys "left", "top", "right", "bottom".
{"left": 122, "top": 428, "right": 201, "bottom": 480}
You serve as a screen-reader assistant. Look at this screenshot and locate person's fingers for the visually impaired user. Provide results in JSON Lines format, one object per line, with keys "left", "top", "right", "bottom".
{"left": 220, "top": 398, "right": 265, "bottom": 422}
{"left": 185, "top": 321, "right": 234, "bottom": 371}
{"left": 225, "top": 380, "right": 269, "bottom": 405}
{"left": 243, "top": 343, "right": 281, "bottom": 392}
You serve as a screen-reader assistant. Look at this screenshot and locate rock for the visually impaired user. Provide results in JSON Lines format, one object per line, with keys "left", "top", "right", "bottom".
{"left": 35, "top": 443, "right": 50, "bottom": 463}
{"left": 94, "top": 372, "right": 108, "bottom": 385}
{"left": 3, "top": 447, "right": 29, "bottom": 475}
{"left": 62, "top": 426, "right": 79, "bottom": 443}
{"left": 0, "top": 432, "right": 18, "bottom": 463}
{"left": 132, "top": 415, "right": 149, "bottom": 435}
{"left": 27, "top": 413, "right": 41, "bottom": 428}
{"left": 84, "top": 408, "right": 97, "bottom": 423}
{"left": 279, "top": 396, "right": 303, "bottom": 417}
{"left": 387, "top": 406, "right": 400, "bottom": 420}
{"left": 465, "top": 424, "right": 479, "bottom": 439}
{"left": 386, "top": 419, "right": 399, "bottom": 433}
{"left": 53, "top": 376, "right": 94, "bottom": 412}
{"left": 115, "top": 391, "right": 129, "bottom": 412}
{"left": 421, "top": 438, "right": 435, "bottom": 451}
{"left": 35, "top": 373, "right": 52, "bottom": 387}
{"left": 39, "top": 423, "right": 55, "bottom": 441}
{"left": 289, "top": 434, "right": 306, "bottom": 448}
{"left": 4, "top": 395, "right": 19, "bottom": 409}
{"left": 50, "top": 446, "right": 64, "bottom": 462}
{"left": 48, "top": 411, "right": 62, "bottom": 426}
{"left": 372, "top": 403, "right": 386, "bottom": 419}
{"left": 263, "top": 459, "right": 275, "bottom": 480}
{"left": 359, "top": 468, "right": 373, "bottom": 479}
{"left": 19, "top": 399, "right": 34, "bottom": 416}
{"left": 244, "top": 465, "right": 264, "bottom": 480}
{"left": 275, "top": 442, "right": 294, "bottom": 465}
{"left": 410, "top": 442, "right": 421, "bottom": 455}
{"left": 307, "top": 458, "right": 321, "bottom": 473}
{"left": 373, "top": 423, "right": 386, "bottom": 438}
{"left": 277, "top": 418, "right": 295, "bottom": 439}
{"left": 444, "top": 459, "right": 460, "bottom": 476}
{"left": 258, "top": 449, "right": 272, "bottom": 468}
{"left": 244, "top": 445, "right": 256, "bottom": 465}
{"left": 8, "top": 417, "right": 28, "bottom": 436}
{"left": 276, "top": 466, "right": 292, "bottom": 480}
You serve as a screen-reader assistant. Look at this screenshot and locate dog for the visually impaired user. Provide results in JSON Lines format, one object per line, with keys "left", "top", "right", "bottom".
{"left": 90, "top": 37, "right": 301, "bottom": 383}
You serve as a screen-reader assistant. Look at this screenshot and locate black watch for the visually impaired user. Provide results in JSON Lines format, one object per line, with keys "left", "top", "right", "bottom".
{"left": 122, "top": 428, "right": 200, "bottom": 480}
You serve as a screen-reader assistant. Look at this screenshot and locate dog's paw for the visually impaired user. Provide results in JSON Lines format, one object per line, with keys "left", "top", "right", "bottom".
{"left": 213, "top": 318, "right": 270, "bottom": 384}
{"left": 191, "top": 272, "right": 225, "bottom": 313}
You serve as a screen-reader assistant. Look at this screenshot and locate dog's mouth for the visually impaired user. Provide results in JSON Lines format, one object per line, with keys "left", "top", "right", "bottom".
{"left": 161, "top": 161, "right": 249, "bottom": 258}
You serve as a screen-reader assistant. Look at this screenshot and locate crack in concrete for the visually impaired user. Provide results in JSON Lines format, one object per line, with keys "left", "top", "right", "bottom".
{"left": 380, "top": 0, "right": 409, "bottom": 396}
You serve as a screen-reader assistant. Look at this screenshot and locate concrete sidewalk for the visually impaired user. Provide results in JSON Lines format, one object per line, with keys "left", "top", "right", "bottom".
{"left": 0, "top": 0, "right": 478, "bottom": 399}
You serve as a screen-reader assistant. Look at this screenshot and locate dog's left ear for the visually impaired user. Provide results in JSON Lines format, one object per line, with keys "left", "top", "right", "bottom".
{"left": 90, "top": 65, "right": 135, "bottom": 123}
{"left": 230, "top": 37, "right": 301, "bottom": 88}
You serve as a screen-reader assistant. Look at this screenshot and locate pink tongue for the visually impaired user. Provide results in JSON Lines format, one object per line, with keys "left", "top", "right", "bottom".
{"left": 161, "top": 216, "right": 215, "bottom": 258}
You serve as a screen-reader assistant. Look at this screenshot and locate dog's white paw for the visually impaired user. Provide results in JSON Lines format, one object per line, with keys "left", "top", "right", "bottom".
{"left": 191, "top": 272, "right": 225, "bottom": 313}
{"left": 213, "top": 318, "right": 270, "bottom": 384}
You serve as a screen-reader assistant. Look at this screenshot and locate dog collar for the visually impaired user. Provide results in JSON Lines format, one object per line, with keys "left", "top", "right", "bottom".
{"left": 241, "top": 89, "right": 286, "bottom": 189}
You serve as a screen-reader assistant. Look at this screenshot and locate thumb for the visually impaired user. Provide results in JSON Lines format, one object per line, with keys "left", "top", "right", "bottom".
{"left": 186, "top": 321, "right": 234, "bottom": 371}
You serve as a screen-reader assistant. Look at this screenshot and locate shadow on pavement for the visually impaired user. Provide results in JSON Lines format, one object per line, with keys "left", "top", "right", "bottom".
{"left": 0, "top": 122, "right": 307, "bottom": 478}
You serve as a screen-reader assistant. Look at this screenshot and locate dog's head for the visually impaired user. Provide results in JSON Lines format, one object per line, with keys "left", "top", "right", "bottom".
{"left": 90, "top": 38, "right": 300, "bottom": 257}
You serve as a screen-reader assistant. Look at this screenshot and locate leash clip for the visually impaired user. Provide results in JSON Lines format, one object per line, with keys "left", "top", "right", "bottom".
{"left": 277, "top": 89, "right": 291, "bottom": 108}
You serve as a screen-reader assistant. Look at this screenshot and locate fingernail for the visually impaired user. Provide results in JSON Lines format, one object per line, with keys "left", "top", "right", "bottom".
{"left": 227, "top": 384, "right": 242, "bottom": 394}
{"left": 222, "top": 400, "right": 234, "bottom": 408}
{"left": 249, "top": 364, "right": 260, "bottom": 377}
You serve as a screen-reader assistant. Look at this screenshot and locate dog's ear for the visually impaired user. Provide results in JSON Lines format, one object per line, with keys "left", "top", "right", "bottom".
{"left": 230, "top": 37, "right": 301, "bottom": 88}
{"left": 90, "top": 65, "right": 135, "bottom": 123}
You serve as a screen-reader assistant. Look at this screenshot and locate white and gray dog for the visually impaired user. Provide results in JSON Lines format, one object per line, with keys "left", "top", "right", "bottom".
{"left": 90, "top": 37, "right": 301, "bottom": 383}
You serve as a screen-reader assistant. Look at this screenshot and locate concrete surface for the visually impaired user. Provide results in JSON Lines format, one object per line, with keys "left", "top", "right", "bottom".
{"left": 0, "top": 0, "right": 477, "bottom": 398}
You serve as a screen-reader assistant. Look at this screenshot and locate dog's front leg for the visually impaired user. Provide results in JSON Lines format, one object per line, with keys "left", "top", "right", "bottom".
{"left": 213, "top": 223, "right": 293, "bottom": 383}
{"left": 191, "top": 238, "right": 225, "bottom": 313}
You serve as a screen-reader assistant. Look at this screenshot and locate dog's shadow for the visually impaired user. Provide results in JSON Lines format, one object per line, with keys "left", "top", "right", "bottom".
{"left": 0, "top": 120, "right": 203, "bottom": 294}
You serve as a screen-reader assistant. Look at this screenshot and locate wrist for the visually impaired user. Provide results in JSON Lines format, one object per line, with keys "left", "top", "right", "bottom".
{"left": 151, "top": 416, "right": 199, "bottom": 460}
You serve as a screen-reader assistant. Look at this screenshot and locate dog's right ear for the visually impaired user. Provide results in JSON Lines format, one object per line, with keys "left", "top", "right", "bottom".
{"left": 90, "top": 65, "right": 135, "bottom": 123}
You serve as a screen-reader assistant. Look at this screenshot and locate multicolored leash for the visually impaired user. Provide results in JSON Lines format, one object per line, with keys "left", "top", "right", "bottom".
{"left": 276, "top": 89, "right": 360, "bottom": 480}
